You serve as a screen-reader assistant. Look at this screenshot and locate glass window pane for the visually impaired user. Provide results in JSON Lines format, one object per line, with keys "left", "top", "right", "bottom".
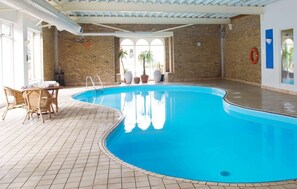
{"left": 0, "top": 22, "right": 13, "bottom": 104}
{"left": 0, "top": 36, "right": 3, "bottom": 103}
{"left": 2, "top": 37, "right": 14, "bottom": 86}
{"left": 2, "top": 23, "right": 11, "bottom": 37}
{"left": 151, "top": 39, "right": 163, "bottom": 46}
{"left": 136, "top": 45, "right": 149, "bottom": 76}
{"left": 27, "top": 30, "right": 33, "bottom": 81}
{"left": 121, "top": 39, "right": 133, "bottom": 46}
{"left": 120, "top": 38, "right": 165, "bottom": 81}
{"left": 281, "top": 29, "right": 294, "bottom": 85}
{"left": 27, "top": 30, "right": 43, "bottom": 83}
{"left": 151, "top": 46, "right": 165, "bottom": 73}
{"left": 120, "top": 46, "right": 134, "bottom": 79}
{"left": 136, "top": 39, "right": 149, "bottom": 46}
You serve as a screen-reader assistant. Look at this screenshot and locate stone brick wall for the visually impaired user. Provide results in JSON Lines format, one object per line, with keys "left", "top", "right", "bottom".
{"left": 172, "top": 25, "right": 221, "bottom": 82}
{"left": 224, "top": 15, "right": 261, "bottom": 84}
{"left": 58, "top": 32, "right": 116, "bottom": 86}
{"left": 44, "top": 20, "right": 261, "bottom": 85}
{"left": 56, "top": 24, "right": 222, "bottom": 85}
{"left": 42, "top": 26, "right": 55, "bottom": 81}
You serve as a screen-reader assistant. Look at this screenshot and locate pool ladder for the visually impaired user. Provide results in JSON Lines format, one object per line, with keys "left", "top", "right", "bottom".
{"left": 86, "top": 75, "right": 104, "bottom": 89}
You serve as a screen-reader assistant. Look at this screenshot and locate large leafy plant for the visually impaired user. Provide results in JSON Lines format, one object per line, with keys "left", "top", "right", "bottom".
{"left": 118, "top": 49, "right": 128, "bottom": 73}
{"left": 138, "top": 50, "right": 153, "bottom": 75}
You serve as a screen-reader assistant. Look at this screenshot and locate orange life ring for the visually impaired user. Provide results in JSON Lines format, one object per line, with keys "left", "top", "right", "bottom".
{"left": 249, "top": 47, "right": 259, "bottom": 64}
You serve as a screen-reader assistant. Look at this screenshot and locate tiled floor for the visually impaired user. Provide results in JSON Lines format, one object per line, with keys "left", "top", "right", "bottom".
{"left": 1, "top": 80, "right": 297, "bottom": 189}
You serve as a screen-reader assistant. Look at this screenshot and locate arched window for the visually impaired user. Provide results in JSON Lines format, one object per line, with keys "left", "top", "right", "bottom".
{"left": 120, "top": 39, "right": 134, "bottom": 77}
{"left": 136, "top": 39, "right": 149, "bottom": 46}
{"left": 121, "top": 39, "right": 134, "bottom": 46}
{"left": 135, "top": 39, "right": 150, "bottom": 77}
{"left": 120, "top": 38, "right": 165, "bottom": 81}
{"left": 151, "top": 39, "right": 163, "bottom": 46}
{"left": 150, "top": 39, "right": 165, "bottom": 75}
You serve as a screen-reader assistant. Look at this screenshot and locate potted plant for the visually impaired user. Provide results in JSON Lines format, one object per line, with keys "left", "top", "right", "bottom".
{"left": 138, "top": 50, "right": 153, "bottom": 83}
{"left": 134, "top": 76, "right": 140, "bottom": 84}
{"left": 118, "top": 49, "right": 132, "bottom": 84}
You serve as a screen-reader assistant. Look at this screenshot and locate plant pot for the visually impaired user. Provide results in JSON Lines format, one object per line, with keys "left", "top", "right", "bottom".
{"left": 134, "top": 77, "right": 140, "bottom": 84}
{"left": 124, "top": 71, "right": 133, "bottom": 84}
{"left": 153, "top": 70, "right": 162, "bottom": 83}
{"left": 141, "top": 74, "right": 149, "bottom": 83}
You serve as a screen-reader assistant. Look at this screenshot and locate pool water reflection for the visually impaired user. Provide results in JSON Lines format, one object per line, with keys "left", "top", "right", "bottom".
{"left": 122, "top": 91, "right": 166, "bottom": 132}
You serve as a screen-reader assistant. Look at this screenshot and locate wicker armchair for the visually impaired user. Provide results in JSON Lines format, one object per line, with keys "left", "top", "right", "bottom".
{"left": 2, "top": 86, "right": 25, "bottom": 120}
{"left": 22, "top": 88, "right": 54, "bottom": 123}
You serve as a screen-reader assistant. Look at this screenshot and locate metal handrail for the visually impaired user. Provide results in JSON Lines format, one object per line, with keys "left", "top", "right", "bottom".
{"left": 85, "top": 76, "right": 95, "bottom": 88}
{"left": 94, "top": 75, "right": 104, "bottom": 88}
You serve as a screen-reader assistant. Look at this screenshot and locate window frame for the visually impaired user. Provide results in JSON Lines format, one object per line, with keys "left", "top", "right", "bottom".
{"left": 0, "top": 20, "right": 14, "bottom": 104}
{"left": 280, "top": 28, "right": 294, "bottom": 86}
{"left": 120, "top": 38, "right": 165, "bottom": 80}
{"left": 27, "top": 28, "right": 43, "bottom": 84}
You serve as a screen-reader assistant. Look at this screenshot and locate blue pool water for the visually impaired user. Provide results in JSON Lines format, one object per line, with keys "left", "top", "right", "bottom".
{"left": 73, "top": 85, "right": 297, "bottom": 183}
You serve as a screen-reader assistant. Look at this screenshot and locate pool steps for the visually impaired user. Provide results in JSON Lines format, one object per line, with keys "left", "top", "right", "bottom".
{"left": 85, "top": 75, "right": 104, "bottom": 89}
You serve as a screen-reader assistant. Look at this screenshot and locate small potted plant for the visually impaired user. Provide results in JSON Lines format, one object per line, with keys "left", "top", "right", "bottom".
{"left": 138, "top": 50, "right": 153, "bottom": 83}
{"left": 134, "top": 76, "right": 140, "bottom": 84}
{"left": 118, "top": 49, "right": 132, "bottom": 84}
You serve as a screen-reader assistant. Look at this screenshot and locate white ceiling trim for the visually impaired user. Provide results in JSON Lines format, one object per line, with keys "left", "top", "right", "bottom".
{"left": 80, "top": 31, "right": 174, "bottom": 38}
{"left": 154, "top": 24, "right": 193, "bottom": 33}
{"left": 92, "top": 23, "right": 132, "bottom": 32}
{"left": 74, "top": 17, "right": 230, "bottom": 24}
{"left": 60, "top": 2, "right": 264, "bottom": 15}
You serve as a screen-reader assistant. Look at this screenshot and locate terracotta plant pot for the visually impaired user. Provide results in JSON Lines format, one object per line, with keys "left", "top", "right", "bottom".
{"left": 141, "top": 74, "right": 149, "bottom": 83}
{"left": 134, "top": 77, "right": 140, "bottom": 84}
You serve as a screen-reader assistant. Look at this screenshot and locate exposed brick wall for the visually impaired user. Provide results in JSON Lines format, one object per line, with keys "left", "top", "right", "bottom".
{"left": 172, "top": 25, "right": 221, "bottom": 82}
{"left": 91, "top": 24, "right": 221, "bottom": 82}
{"left": 56, "top": 24, "right": 221, "bottom": 85}
{"left": 224, "top": 15, "right": 261, "bottom": 84}
{"left": 43, "top": 19, "right": 261, "bottom": 85}
{"left": 58, "top": 32, "right": 116, "bottom": 86}
{"left": 42, "top": 26, "right": 55, "bottom": 81}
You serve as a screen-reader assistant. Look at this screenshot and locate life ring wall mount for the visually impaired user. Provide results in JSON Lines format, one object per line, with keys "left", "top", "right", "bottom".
{"left": 249, "top": 47, "right": 259, "bottom": 64}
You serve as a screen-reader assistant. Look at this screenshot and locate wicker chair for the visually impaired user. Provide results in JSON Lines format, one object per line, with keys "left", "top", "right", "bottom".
{"left": 22, "top": 88, "right": 54, "bottom": 123}
{"left": 2, "top": 86, "right": 25, "bottom": 120}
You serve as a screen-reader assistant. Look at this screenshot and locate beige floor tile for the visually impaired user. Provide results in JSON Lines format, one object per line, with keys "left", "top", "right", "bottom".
{"left": 283, "top": 184, "right": 297, "bottom": 188}
{"left": 165, "top": 183, "right": 181, "bottom": 189}
{"left": 64, "top": 181, "right": 80, "bottom": 188}
{"left": 193, "top": 185, "right": 210, "bottom": 189}
{"left": 269, "top": 186, "right": 286, "bottom": 189}
{"left": 178, "top": 182, "right": 195, "bottom": 188}
{"left": 50, "top": 183, "right": 66, "bottom": 189}
{"left": 107, "top": 183, "right": 122, "bottom": 189}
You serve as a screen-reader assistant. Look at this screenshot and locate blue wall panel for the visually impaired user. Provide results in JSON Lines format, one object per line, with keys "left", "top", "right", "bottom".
{"left": 266, "top": 29, "right": 274, "bottom": 69}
